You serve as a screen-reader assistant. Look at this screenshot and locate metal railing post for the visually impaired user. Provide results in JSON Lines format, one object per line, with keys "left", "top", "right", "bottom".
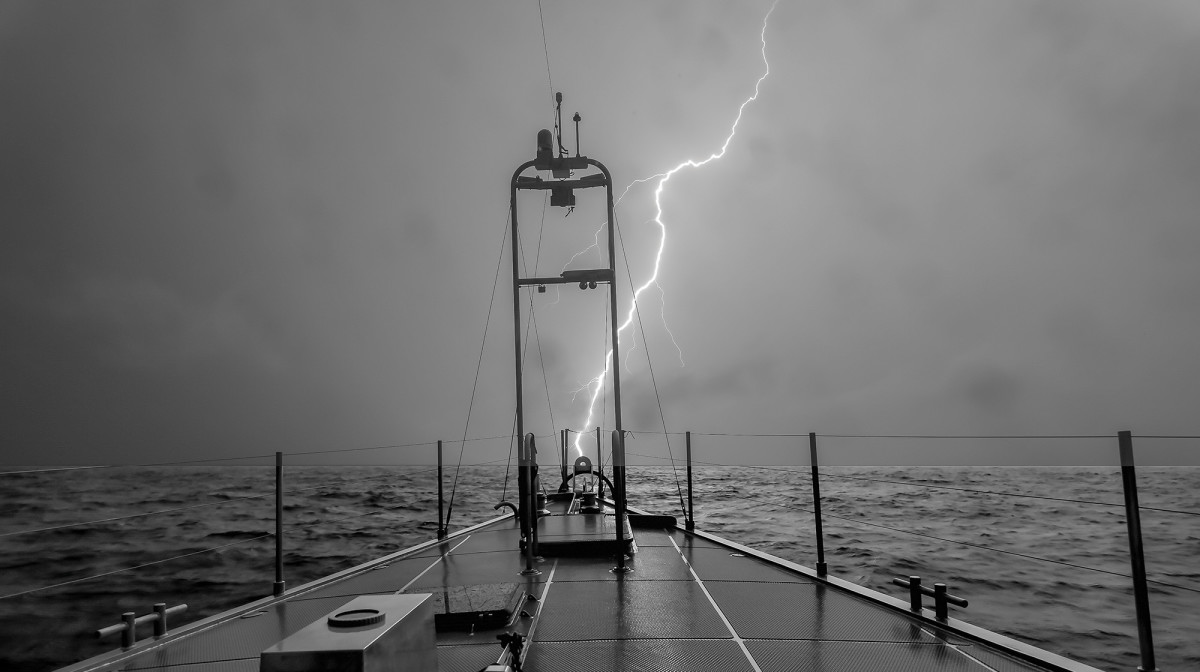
{"left": 612, "top": 429, "right": 630, "bottom": 573}
{"left": 561, "top": 428, "right": 568, "bottom": 489}
{"left": 437, "top": 440, "right": 446, "bottom": 539}
{"left": 1118, "top": 430, "right": 1158, "bottom": 672}
{"left": 685, "top": 431, "right": 695, "bottom": 531}
{"left": 907, "top": 575, "right": 922, "bottom": 611}
{"left": 809, "top": 432, "right": 827, "bottom": 576}
{"left": 121, "top": 612, "right": 136, "bottom": 648}
{"left": 273, "top": 451, "right": 285, "bottom": 596}
{"left": 596, "top": 426, "right": 604, "bottom": 500}
{"left": 519, "top": 433, "right": 540, "bottom": 575}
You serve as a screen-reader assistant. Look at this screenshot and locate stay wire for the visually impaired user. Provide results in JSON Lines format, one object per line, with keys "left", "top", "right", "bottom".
{"left": 613, "top": 213, "right": 687, "bottom": 518}
{"left": 446, "top": 210, "right": 512, "bottom": 529}
{"left": 536, "top": 0, "right": 554, "bottom": 101}
{"left": 601, "top": 288, "right": 609, "bottom": 459}
{"left": 501, "top": 194, "right": 554, "bottom": 502}
{"left": 531, "top": 193, "right": 560, "bottom": 461}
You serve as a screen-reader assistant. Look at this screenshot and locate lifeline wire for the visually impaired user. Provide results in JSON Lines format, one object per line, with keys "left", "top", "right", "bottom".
{"left": 621, "top": 451, "right": 1200, "bottom": 518}
{"left": 1, "top": 468, "right": 444, "bottom": 540}
{"left": 737, "top": 490, "right": 1200, "bottom": 596}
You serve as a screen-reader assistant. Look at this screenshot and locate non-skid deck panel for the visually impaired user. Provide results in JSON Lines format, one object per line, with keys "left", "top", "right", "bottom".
{"left": 437, "top": 643, "right": 506, "bottom": 672}
{"left": 444, "top": 528, "right": 520, "bottom": 556}
{"left": 626, "top": 527, "right": 677, "bottom": 546}
{"left": 744, "top": 640, "right": 992, "bottom": 672}
{"left": 116, "top": 596, "right": 352, "bottom": 670}
{"left": 525, "top": 639, "right": 755, "bottom": 672}
{"left": 684, "top": 546, "right": 814, "bottom": 583}
{"left": 406, "top": 549, "right": 547, "bottom": 596}
{"left": 533, "top": 580, "right": 730, "bottom": 641}
{"left": 963, "top": 646, "right": 1059, "bottom": 672}
{"left": 289, "top": 555, "right": 438, "bottom": 600}
{"left": 703, "top": 581, "right": 936, "bottom": 643}
{"left": 553, "top": 546, "right": 692, "bottom": 581}
{"left": 674, "top": 533, "right": 726, "bottom": 549}
{"left": 108, "top": 660, "right": 258, "bottom": 672}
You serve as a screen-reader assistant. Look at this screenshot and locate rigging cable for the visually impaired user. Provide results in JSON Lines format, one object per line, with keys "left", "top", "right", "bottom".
{"left": 529, "top": 193, "right": 561, "bottom": 469}
{"left": 499, "top": 191, "right": 556, "bottom": 500}
{"left": 445, "top": 210, "right": 511, "bottom": 529}
{"left": 537, "top": 0, "right": 554, "bottom": 100}
{"left": 614, "top": 213, "right": 687, "bottom": 518}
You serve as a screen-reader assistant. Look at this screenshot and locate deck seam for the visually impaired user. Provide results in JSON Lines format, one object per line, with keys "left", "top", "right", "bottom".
{"left": 669, "top": 536, "right": 763, "bottom": 672}
{"left": 522, "top": 559, "right": 559, "bottom": 668}
{"left": 393, "top": 535, "right": 473, "bottom": 594}
{"left": 920, "top": 626, "right": 1000, "bottom": 671}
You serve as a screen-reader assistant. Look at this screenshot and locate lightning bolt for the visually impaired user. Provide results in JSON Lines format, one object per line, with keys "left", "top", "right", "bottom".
{"left": 572, "top": 0, "right": 778, "bottom": 457}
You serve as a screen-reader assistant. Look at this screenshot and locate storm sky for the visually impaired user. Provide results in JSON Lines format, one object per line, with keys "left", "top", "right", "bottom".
{"left": 3, "top": 1, "right": 1199, "bottom": 466}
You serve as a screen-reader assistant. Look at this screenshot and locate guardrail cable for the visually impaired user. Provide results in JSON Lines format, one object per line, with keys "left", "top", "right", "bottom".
{"left": 737, "top": 491, "right": 1200, "bottom": 596}
{"left": 625, "top": 452, "right": 1198, "bottom": 517}
{"left": 0, "top": 533, "right": 273, "bottom": 601}
{"left": 0, "top": 466, "right": 473, "bottom": 540}
{"left": 815, "top": 471, "right": 1200, "bottom": 517}
{"left": 0, "top": 494, "right": 272, "bottom": 540}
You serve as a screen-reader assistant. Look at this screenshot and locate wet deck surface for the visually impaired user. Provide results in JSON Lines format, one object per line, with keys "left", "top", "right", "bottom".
{"left": 78, "top": 513, "right": 1061, "bottom": 672}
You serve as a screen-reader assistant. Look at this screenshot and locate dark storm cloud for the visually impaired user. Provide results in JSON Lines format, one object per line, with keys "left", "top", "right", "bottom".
{"left": 3, "top": 1, "right": 1199, "bottom": 466}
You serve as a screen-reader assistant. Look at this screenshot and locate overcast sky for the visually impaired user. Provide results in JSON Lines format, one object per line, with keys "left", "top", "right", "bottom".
{"left": 3, "top": 1, "right": 1199, "bottom": 467}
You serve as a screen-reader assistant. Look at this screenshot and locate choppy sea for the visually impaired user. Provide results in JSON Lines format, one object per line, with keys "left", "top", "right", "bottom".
{"left": 1, "top": 465, "right": 1197, "bottom": 671}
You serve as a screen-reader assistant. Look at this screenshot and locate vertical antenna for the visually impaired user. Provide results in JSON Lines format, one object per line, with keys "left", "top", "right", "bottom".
{"left": 554, "top": 92, "right": 565, "bottom": 158}
{"left": 573, "top": 112, "right": 582, "bottom": 157}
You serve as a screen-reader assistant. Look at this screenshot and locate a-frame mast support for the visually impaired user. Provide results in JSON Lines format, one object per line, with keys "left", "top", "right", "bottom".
{"left": 510, "top": 132, "right": 628, "bottom": 573}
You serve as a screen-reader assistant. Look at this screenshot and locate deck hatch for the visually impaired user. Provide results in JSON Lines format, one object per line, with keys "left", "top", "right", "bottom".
{"left": 259, "top": 594, "right": 436, "bottom": 672}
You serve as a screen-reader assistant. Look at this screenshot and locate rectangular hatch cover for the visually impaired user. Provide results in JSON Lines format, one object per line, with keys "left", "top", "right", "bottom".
{"left": 260, "top": 594, "right": 436, "bottom": 672}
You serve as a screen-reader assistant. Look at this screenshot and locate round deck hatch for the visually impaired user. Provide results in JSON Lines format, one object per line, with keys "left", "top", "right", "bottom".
{"left": 328, "top": 608, "right": 384, "bottom": 628}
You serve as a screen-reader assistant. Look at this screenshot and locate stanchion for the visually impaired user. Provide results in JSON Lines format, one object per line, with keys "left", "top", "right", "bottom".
{"left": 561, "top": 428, "right": 569, "bottom": 491}
{"left": 612, "top": 429, "right": 630, "bottom": 573}
{"left": 685, "top": 431, "right": 695, "bottom": 531}
{"left": 595, "top": 426, "right": 604, "bottom": 500}
{"left": 273, "top": 451, "right": 285, "bottom": 596}
{"left": 1118, "top": 431, "right": 1158, "bottom": 672}
{"left": 519, "top": 433, "right": 540, "bottom": 576}
{"left": 809, "top": 432, "right": 827, "bottom": 576}
{"left": 437, "top": 440, "right": 446, "bottom": 540}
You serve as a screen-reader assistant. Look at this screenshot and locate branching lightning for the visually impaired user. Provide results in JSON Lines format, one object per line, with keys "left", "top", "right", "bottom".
{"left": 571, "top": 1, "right": 778, "bottom": 456}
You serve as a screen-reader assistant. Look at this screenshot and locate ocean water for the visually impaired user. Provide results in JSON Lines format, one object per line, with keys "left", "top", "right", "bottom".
{"left": 1, "top": 465, "right": 1196, "bottom": 671}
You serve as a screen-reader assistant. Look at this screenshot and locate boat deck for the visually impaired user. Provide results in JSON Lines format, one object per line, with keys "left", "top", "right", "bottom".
{"left": 66, "top": 508, "right": 1095, "bottom": 672}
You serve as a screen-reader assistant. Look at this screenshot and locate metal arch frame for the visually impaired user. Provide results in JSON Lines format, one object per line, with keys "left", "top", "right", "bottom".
{"left": 509, "top": 155, "right": 628, "bottom": 572}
